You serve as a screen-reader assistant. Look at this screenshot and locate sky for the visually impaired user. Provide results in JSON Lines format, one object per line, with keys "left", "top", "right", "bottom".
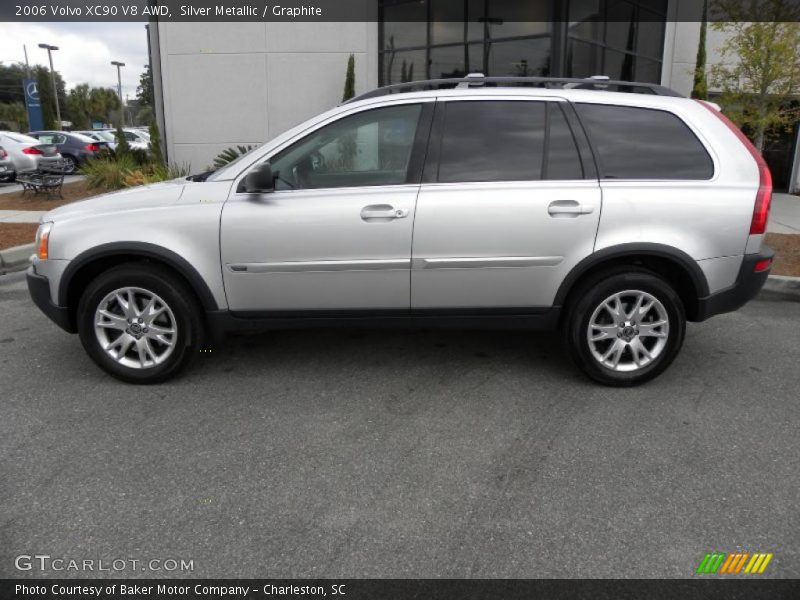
{"left": 0, "top": 22, "right": 149, "bottom": 99}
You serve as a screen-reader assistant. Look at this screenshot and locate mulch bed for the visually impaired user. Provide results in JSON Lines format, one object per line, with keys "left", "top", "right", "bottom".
{"left": 0, "top": 223, "right": 38, "bottom": 251}
{"left": 0, "top": 180, "right": 98, "bottom": 211}
{"left": 765, "top": 233, "right": 800, "bottom": 277}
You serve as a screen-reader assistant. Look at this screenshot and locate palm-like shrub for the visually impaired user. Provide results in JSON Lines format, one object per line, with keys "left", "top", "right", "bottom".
{"left": 212, "top": 145, "right": 255, "bottom": 169}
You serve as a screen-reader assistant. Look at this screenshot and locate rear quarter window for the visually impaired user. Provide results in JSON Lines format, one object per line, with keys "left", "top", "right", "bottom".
{"left": 575, "top": 103, "right": 714, "bottom": 180}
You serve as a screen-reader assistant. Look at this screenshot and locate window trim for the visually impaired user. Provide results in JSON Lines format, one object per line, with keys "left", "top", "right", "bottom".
{"left": 422, "top": 97, "right": 593, "bottom": 185}
{"left": 574, "top": 102, "right": 718, "bottom": 182}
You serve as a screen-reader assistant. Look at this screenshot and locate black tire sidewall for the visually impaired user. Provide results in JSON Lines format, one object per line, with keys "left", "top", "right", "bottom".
{"left": 77, "top": 264, "right": 202, "bottom": 384}
{"left": 566, "top": 270, "right": 686, "bottom": 386}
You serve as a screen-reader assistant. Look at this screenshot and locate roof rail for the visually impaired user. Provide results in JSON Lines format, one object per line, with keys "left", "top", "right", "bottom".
{"left": 346, "top": 74, "right": 684, "bottom": 103}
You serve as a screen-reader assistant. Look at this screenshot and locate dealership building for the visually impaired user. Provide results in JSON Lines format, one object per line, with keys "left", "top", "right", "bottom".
{"left": 147, "top": 0, "right": 799, "bottom": 191}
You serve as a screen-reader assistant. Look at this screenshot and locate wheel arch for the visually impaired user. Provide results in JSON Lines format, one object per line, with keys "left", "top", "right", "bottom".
{"left": 59, "top": 242, "right": 219, "bottom": 331}
{"left": 555, "top": 243, "right": 709, "bottom": 322}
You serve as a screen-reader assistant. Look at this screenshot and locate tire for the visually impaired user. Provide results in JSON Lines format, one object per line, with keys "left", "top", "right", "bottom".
{"left": 61, "top": 155, "right": 77, "bottom": 174}
{"left": 564, "top": 268, "right": 686, "bottom": 386}
{"left": 77, "top": 263, "right": 204, "bottom": 384}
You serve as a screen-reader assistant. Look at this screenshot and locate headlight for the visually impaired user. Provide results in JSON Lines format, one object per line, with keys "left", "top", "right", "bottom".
{"left": 36, "top": 222, "right": 53, "bottom": 260}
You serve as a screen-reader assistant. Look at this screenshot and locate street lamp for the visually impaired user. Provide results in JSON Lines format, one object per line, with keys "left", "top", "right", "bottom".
{"left": 111, "top": 61, "right": 125, "bottom": 126}
{"left": 38, "top": 43, "right": 61, "bottom": 130}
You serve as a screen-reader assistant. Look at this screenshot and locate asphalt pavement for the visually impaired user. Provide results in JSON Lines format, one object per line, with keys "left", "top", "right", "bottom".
{"left": 0, "top": 269, "right": 798, "bottom": 579}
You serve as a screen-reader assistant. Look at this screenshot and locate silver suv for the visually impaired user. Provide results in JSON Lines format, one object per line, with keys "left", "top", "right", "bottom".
{"left": 26, "top": 76, "right": 774, "bottom": 386}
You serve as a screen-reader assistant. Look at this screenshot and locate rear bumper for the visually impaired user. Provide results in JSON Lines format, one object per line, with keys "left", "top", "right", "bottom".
{"left": 27, "top": 266, "right": 74, "bottom": 333}
{"left": 694, "top": 247, "right": 774, "bottom": 321}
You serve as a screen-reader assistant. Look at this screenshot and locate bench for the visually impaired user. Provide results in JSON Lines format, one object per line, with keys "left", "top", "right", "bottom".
{"left": 17, "top": 161, "right": 67, "bottom": 198}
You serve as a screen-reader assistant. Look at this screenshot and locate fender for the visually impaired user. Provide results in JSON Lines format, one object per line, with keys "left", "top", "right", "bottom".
{"left": 553, "top": 242, "right": 710, "bottom": 306}
{"left": 58, "top": 242, "right": 219, "bottom": 311}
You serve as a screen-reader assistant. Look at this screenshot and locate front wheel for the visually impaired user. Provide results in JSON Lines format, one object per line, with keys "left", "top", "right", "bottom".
{"left": 77, "top": 263, "right": 204, "bottom": 383}
{"left": 565, "top": 270, "right": 686, "bottom": 386}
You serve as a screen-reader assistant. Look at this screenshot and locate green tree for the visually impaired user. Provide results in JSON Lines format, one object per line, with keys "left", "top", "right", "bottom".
{"left": 710, "top": 0, "right": 800, "bottom": 151}
{"left": 691, "top": 0, "right": 708, "bottom": 100}
{"left": 88, "top": 87, "right": 120, "bottom": 125}
{"left": 136, "top": 65, "right": 153, "bottom": 107}
{"left": 36, "top": 67, "right": 55, "bottom": 129}
{"left": 66, "top": 84, "right": 92, "bottom": 129}
{"left": 0, "top": 102, "right": 28, "bottom": 130}
{"left": 342, "top": 54, "right": 355, "bottom": 102}
{"left": 149, "top": 118, "right": 164, "bottom": 167}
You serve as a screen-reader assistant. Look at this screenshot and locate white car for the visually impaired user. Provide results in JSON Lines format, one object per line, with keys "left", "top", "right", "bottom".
{"left": 77, "top": 130, "right": 119, "bottom": 151}
{"left": 0, "top": 131, "right": 62, "bottom": 175}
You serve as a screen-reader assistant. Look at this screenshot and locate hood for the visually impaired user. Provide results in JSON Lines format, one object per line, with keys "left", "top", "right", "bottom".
{"left": 44, "top": 179, "right": 186, "bottom": 222}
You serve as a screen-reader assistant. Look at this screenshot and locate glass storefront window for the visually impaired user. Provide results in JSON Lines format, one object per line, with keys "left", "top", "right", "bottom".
{"left": 379, "top": 0, "right": 666, "bottom": 85}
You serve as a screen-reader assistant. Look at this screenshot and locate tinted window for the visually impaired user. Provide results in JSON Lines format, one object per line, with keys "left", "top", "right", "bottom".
{"left": 269, "top": 104, "right": 422, "bottom": 190}
{"left": 575, "top": 104, "right": 714, "bottom": 179}
{"left": 437, "top": 101, "right": 584, "bottom": 183}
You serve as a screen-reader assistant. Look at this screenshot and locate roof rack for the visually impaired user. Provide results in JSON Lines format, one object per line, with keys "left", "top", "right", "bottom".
{"left": 346, "top": 74, "right": 684, "bottom": 103}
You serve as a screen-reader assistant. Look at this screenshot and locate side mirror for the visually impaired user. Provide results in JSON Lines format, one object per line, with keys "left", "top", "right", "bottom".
{"left": 242, "top": 162, "right": 274, "bottom": 194}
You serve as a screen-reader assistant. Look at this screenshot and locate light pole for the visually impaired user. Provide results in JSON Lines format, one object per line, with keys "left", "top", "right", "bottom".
{"left": 111, "top": 61, "right": 125, "bottom": 126}
{"left": 38, "top": 43, "right": 61, "bottom": 130}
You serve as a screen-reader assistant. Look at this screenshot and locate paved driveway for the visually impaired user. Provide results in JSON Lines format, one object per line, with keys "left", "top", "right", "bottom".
{"left": 0, "top": 270, "right": 798, "bottom": 578}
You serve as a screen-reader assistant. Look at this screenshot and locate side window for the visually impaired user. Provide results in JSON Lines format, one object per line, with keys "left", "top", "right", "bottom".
{"left": 436, "top": 101, "right": 584, "bottom": 183}
{"left": 124, "top": 132, "right": 137, "bottom": 141}
{"left": 575, "top": 103, "right": 714, "bottom": 180}
{"left": 269, "top": 104, "right": 422, "bottom": 190}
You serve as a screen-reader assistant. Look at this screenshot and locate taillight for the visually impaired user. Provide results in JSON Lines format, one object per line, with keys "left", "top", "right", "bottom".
{"left": 754, "top": 258, "right": 772, "bottom": 273}
{"left": 23, "top": 146, "right": 43, "bottom": 155}
{"left": 0, "top": 148, "right": 7, "bottom": 158}
{"left": 696, "top": 100, "right": 773, "bottom": 235}
{"left": 85, "top": 143, "right": 100, "bottom": 152}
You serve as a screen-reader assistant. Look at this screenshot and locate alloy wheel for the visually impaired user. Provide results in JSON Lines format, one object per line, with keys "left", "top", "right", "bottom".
{"left": 93, "top": 287, "right": 178, "bottom": 369}
{"left": 586, "top": 289, "right": 669, "bottom": 372}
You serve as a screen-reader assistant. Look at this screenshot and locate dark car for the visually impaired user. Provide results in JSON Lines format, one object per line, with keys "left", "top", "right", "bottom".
{"left": 26, "top": 131, "right": 107, "bottom": 174}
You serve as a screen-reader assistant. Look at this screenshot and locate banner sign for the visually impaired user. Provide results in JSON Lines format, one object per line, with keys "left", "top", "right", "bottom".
{"left": 22, "top": 78, "right": 43, "bottom": 132}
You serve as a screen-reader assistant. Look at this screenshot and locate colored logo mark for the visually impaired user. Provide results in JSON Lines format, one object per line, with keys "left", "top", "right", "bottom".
{"left": 696, "top": 552, "right": 773, "bottom": 574}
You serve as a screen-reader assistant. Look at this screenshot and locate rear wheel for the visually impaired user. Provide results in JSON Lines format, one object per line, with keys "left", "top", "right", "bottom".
{"left": 564, "top": 269, "right": 686, "bottom": 386}
{"left": 61, "top": 154, "right": 77, "bottom": 174}
{"left": 77, "top": 264, "right": 203, "bottom": 383}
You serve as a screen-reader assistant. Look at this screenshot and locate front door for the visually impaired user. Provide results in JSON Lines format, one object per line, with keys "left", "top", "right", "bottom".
{"left": 411, "top": 98, "right": 602, "bottom": 309}
{"left": 221, "top": 102, "right": 431, "bottom": 312}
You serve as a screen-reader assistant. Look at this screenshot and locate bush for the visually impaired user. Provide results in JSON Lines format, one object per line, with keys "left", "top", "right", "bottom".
{"left": 81, "top": 154, "right": 189, "bottom": 192}
{"left": 212, "top": 145, "right": 255, "bottom": 169}
{"left": 81, "top": 154, "right": 137, "bottom": 191}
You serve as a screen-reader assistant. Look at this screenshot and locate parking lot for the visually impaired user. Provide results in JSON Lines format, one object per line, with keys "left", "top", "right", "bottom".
{"left": 0, "top": 269, "right": 798, "bottom": 578}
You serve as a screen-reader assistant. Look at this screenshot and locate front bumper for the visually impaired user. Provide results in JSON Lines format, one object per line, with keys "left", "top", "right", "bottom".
{"left": 26, "top": 266, "right": 75, "bottom": 333}
{"left": 694, "top": 246, "right": 774, "bottom": 321}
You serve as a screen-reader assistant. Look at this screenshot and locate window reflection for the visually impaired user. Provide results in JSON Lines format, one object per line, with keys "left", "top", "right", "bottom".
{"left": 379, "top": 1, "right": 666, "bottom": 85}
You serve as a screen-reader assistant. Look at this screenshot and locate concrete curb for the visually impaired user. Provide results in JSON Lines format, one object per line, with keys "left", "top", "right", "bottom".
{"left": 762, "top": 275, "right": 800, "bottom": 300}
{"left": 0, "top": 243, "right": 34, "bottom": 274}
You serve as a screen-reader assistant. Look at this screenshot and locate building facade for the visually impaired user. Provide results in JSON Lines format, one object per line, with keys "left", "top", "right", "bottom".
{"left": 148, "top": 0, "right": 799, "bottom": 190}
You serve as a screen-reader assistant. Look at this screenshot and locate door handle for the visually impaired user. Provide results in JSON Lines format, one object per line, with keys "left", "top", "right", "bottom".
{"left": 360, "top": 204, "right": 409, "bottom": 220}
{"left": 547, "top": 200, "right": 595, "bottom": 217}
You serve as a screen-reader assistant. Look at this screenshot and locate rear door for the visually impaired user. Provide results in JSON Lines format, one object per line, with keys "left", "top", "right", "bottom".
{"left": 411, "top": 97, "right": 601, "bottom": 309}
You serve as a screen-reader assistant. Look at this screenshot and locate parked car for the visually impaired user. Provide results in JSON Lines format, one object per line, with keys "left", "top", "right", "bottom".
{"left": 0, "top": 145, "right": 16, "bottom": 182}
{"left": 26, "top": 75, "right": 774, "bottom": 385}
{"left": 123, "top": 128, "right": 150, "bottom": 147}
{"left": 27, "top": 131, "right": 106, "bottom": 174}
{"left": 77, "top": 129, "right": 118, "bottom": 151}
{"left": 0, "top": 131, "right": 62, "bottom": 177}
